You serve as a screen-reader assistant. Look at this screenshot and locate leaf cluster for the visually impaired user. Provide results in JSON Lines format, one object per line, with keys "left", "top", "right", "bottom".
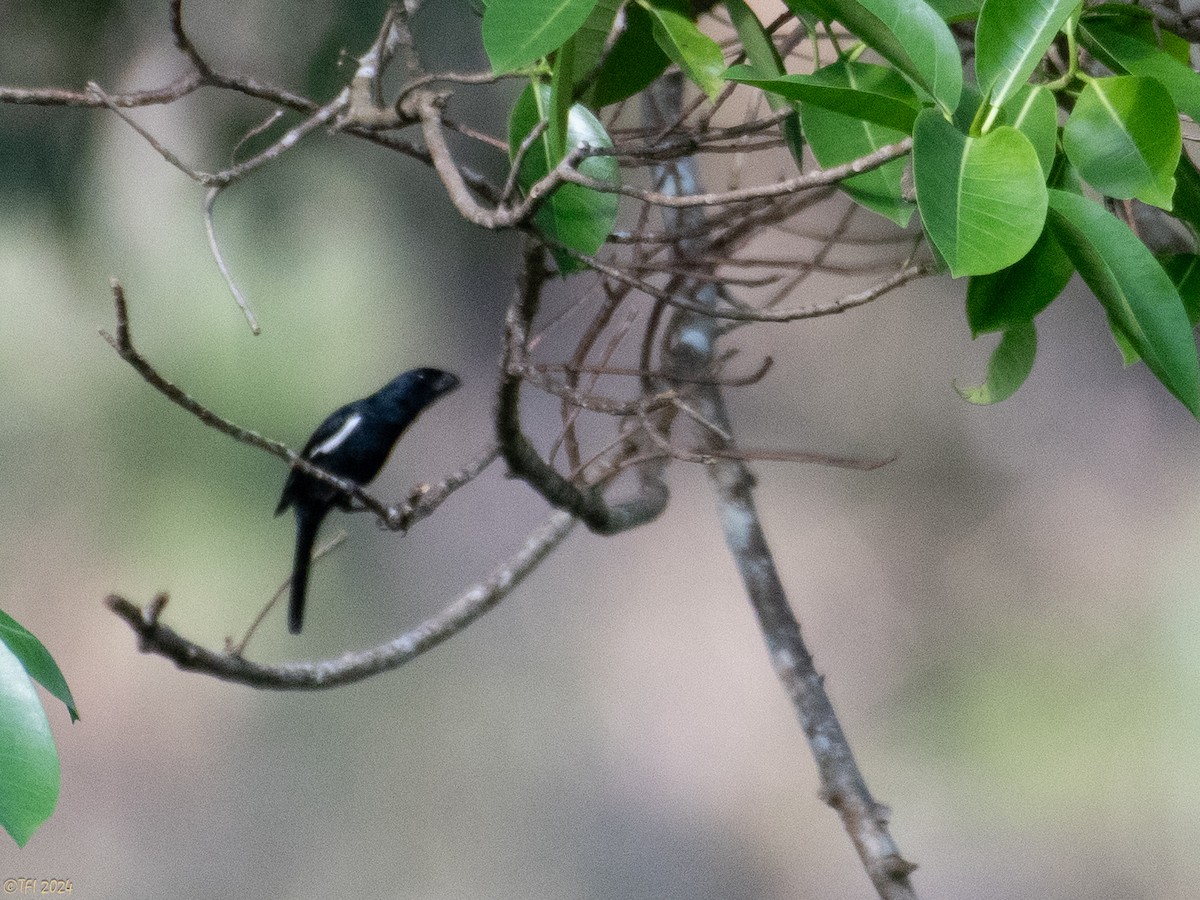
{"left": 480, "top": 0, "right": 1200, "bottom": 413}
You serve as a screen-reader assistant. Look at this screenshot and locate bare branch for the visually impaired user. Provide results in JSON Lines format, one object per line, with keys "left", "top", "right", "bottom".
{"left": 211, "top": 92, "right": 348, "bottom": 186}
{"left": 203, "top": 186, "right": 260, "bottom": 333}
{"left": 502, "top": 118, "right": 550, "bottom": 205}
{"left": 86, "top": 82, "right": 347, "bottom": 189}
{"left": 513, "top": 362, "right": 679, "bottom": 417}
{"left": 408, "top": 90, "right": 527, "bottom": 228}
{"left": 561, "top": 137, "right": 913, "bottom": 208}
{"left": 86, "top": 81, "right": 208, "bottom": 182}
{"left": 394, "top": 70, "right": 518, "bottom": 110}
{"left": 105, "top": 510, "right": 577, "bottom": 689}
{"left": 534, "top": 356, "right": 773, "bottom": 387}
{"left": 647, "top": 73, "right": 920, "bottom": 900}
{"left": 548, "top": 237, "right": 931, "bottom": 323}
{"left": 392, "top": 444, "right": 500, "bottom": 532}
{"left": 100, "top": 281, "right": 303, "bottom": 463}
{"left": 0, "top": 72, "right": 204, "bottom": 108}
{"left": 100, "top": 281, "right": 489, "bottom": 529}
{"left": 168, "top": 0, "right": 213, "bottom": 77}
{"left": 342, "top": 3, "right": 406, "bottom": 129}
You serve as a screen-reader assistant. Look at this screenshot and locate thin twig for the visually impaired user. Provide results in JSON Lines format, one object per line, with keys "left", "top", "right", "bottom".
{"left": 497, "top": 242, "right": 670, "bottom": 535}
{"left": 0, "top": 72, "right": 204, "bottom": 107}
{"left": 169, "top": 0, "right": 212, "bottom": 77}
{"left": 203, "top": 186, "right": 260, "bottom": 333}
{"left": 87, "top": 81, "right": 348, "bottom": 188}
{"left": 86, "top": 82, "right": 207, "bottom": 181}
{"left": 561, "top": 138, "right": 913, "bottom": 208}
{"left": 502, "top": 119, "right": 550, "bottom": 205}
{"left": 229, "top": 531, "right": 349, "bottom": 656}
{"left": 392, "top": 444, "right": 501, "bottom": 531}
{"left": 548, "top": 239, "right": 931, "bottom": 323}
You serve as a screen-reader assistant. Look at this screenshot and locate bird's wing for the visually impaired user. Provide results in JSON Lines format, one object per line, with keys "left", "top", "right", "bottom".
{"left": 276, "top": 403, "right": 357, "bottom": 515}
{"left": 298, "top": 403, "right": 356, "bottom": 458}
{"left": 307, "top": 410, "right": 364, "bottom": 460}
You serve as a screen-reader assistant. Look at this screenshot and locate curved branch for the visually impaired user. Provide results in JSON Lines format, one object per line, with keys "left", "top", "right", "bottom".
{"left": 105, "top": 510, "right": 577, "bottom": 689}
{"left": 169, "top": 0, "right": 213, "bottom": 78}
{"left": 407, "top": 90, "right": 546, "bottom": 230}
{"left": 496, "top": 243, "right": 670, "bottom": 535}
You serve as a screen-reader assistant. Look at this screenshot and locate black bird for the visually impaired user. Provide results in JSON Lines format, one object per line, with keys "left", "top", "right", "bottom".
{"left": 276, "top": 368, "right": 460, "bottom": 634}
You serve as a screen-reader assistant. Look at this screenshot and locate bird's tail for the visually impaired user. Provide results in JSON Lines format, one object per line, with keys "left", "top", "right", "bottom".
{"left": 289, "top": 508, "right": 324, "bottom": 634}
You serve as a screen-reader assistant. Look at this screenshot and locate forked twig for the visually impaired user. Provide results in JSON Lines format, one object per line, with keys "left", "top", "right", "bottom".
{"left": 228, "top": 531, "right": 349, "bottom": 656}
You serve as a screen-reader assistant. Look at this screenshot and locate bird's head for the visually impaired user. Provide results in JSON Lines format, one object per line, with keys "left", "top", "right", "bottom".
{"left": 378, "top": 367, "right": 461, "bottom": 415}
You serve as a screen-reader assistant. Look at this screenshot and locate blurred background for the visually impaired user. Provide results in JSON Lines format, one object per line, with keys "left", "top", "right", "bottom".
{"left": 2, "top": 1, "right": 1199, "bottom": 898}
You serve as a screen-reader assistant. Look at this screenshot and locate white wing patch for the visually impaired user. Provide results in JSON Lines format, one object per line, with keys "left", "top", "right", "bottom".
{"left": 311, "top": 412, "right": 362, "bottom": 457}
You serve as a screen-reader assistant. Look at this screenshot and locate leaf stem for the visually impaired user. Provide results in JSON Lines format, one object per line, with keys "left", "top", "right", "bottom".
{"left": 1042, "top": 16, "right": 1080, "bottom": 92}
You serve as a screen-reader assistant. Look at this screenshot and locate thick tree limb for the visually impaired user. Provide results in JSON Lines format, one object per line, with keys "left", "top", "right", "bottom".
{"left": 647, "top": 74, "right": 920, "bottom": 900}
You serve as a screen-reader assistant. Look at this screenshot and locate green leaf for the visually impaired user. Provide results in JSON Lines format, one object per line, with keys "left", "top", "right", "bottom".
{"left": 955, "top": 321, "right": 1037, "bottom": 404}
{"left": 586, "top": 3, "right": 671, "bottom": 107}
{"left": 816, "top": 0, "right": 963, "bottom": 114}
{"left": 1082, "top": 2, "right": 1190, "bottom": 60}
{"left": 0, "top": 611, "right": 78, "bottom": 722}
{"left": 1047, "top": 189, "right": 1200, "bottom": 415}
{"left": 1169, "top": 152, "right": 1200, "bottom": 239}
{"left": 0, "top": 639, "right": 60, "bottom": 847}
{"left": 1108, "top": 318, "right": 1140, "bottom": 366}
{"left": 950, "top": 78, "right": 984, "bottom": 132}
{"left": 913, "top": 108, "right": 1048, "bottom": 276}
{"left": 1161, "top": 253, "right": 1200, "bottom": 327}
{"left": 725, "top": 0, "right": 784, "bottom": 76}
{"left": 1079, "top": 12, "right": 1200, "bottom": 123}
{"left": 782, "top": 0, "right": 836, "bottom": 23}
{"left": 483, "top": 0, "right": 601, "bottom": 73}
{"left": 572, "top": 0, "right": 621, "bottom": 80}
{"left": 999, "top": 84, "right": 1057, "bottom": 179}
{"left": 966, "top": 225, "right": 1074, "bottom": 335}
{"left": 974, "top": 0, "right": 1078, "bottom": 114}
{"left": 803, "top": 110, "right": 912, "bottom": 226}
{"left": 509, "top": 83, "right": 620, "bottom": 264}
{"left": 548, "top": 36, "right": 577, "bottom": 159}
{"left": 1048, "top": 148, "right": 1084, "bottom": 194}
{"left": 724, "top": 0, "right": 805, "bottom": 167}
{"left": 1062, "top": 75, "right": 1180, "bottom": 210}
{"left": 799, "top": 60, "right": 916, "bottom": 225}
{"left": 725, "top": 60, "right": 922, "bottom": 133}
{"left": 926, "top": 0, "right": 982, "bottom": 21}
{"left": 1081, "top": 3, "right": 1192, "bottom": 64}
{"left": 640, "top": 0, "right": 726, "bottom": 102}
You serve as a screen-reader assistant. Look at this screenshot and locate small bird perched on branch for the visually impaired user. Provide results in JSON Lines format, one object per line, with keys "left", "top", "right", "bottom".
{"left": 276, "top": 368, "right": 461, "bottom": 634}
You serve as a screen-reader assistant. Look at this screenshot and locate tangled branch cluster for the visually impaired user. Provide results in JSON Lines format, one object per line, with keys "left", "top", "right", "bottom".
{"left": 6, "top": 0, "right": 926, "bottom": 587}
